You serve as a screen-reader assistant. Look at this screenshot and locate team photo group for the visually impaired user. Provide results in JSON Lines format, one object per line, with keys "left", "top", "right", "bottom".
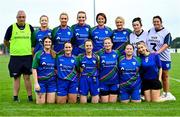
{"left": 4, "top": 10, "right": 176, "bottom": 104}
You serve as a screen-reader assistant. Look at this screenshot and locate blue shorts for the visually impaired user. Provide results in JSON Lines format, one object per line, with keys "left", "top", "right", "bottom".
{"left": 36, "top": 77, "right": 57, "bottom": 93}
{"left": 57, "top": 78, "right": 78, "bottom": 96}
{"left": 79, "top": 76, "right": 99, "bottom": 96}
{"left": 99, "top": 82, "right": 119, "bottom": 96}
{"left": 161, "top": 61, "right": 171, "bottom": 70}
{"left": 119, "top": 87, "right": 141, "bottom": 101}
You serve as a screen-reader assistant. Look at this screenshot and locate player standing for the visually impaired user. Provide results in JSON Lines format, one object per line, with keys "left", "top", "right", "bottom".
{"left": 32, "top": 15, "right": 52, "bottom": 54}
{"left": 129, "top": 17, "right": 148, "bottom": 56}
{"left": 71, "top": 11, "right": 91, "bottom": 56}
{"left": 147, "top": 16, "right": 175, "bottom": 101}
{"left": 52, "top": 13, "right": 73, "bottom": 54}
{"left": 112, "top": 16, "right": 132, "bottom": 54}
{"left": 91, "top": 13, "right": 112, "bottom": 53}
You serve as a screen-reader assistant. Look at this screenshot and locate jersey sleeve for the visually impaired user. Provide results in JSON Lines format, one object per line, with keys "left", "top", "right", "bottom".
{"left": 70, "top": 24, "right": 76, "bottom": 45}
{"left": 52, "top": 27, "right": 58, "bottom": 43}
{"left": 29, "top": 24, "right": 34, "bottom": 33}
{"left": 31, "top": 29, "right": 39, "bottom": 47}
{"left": 4, "top": 25, "right": 13, "bottom": 41}
{"left": 164, "top": 33, "right": 172, "bottom": 46}
{"left": 155, "top": 54, "right": 162, "bottom": 69}
{"left": 32, "top": 51, "right": 41, "bottom": 69}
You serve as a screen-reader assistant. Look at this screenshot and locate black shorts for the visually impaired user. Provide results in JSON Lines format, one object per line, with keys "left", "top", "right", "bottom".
{"left": 142, "top": 78, "right": 162, "bottom": 91}
{"left": 8, "top": 55, "right": 32, "bottom": 77}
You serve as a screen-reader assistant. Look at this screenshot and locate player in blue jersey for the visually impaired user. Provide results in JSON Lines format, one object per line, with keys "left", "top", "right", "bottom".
{"left": 71, "top": 11, "right": 91, "bottom": 56}
{"left": 52, "top": 13, "right": 73, "bottom": 54}
{"left": 32, "top": 36, "right": 57, "bottom": 104}
{"left": 137, "top": 41, "right": 163, "bottom": 102}
{"left": 97, "top": 37, "right": 120, "bottom": 103}
{"left": 32, "top": 15, "right": 52, "bottom": 54}
{"left": 147, "top": 16, "right": 175, "bottom": 101}
{"left": 129, "top": 17, "right": 148, "bottom": 56}
{"left": 77, "top": 39, "right": 99, "bottom": 103}
{"left": 56, "top": 42, "right": 78, "bottom": 104}
{"left": 91, "top": 13, "right": 113, "bottom": 53}
{"left": 118, "top": 44, "right": 141, "bottom": 103}
{"left": 112, "top": 16, "right": 132, "bottom": 54}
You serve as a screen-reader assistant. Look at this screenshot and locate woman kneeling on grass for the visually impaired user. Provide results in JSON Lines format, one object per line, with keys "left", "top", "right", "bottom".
{"left": 118, "top": 44, "right": 141, "bottom": 103}
{"left": 32, "top": 36, "right": 57, "bottom": 104}
{"left": 137, "top": 41, "right": 163, "bottom": 102}
{"left": 56, "top": 42, "right": 78, "bottom": 104}
{"left": 77, "top": 39, "right": 99, "bottom": 103}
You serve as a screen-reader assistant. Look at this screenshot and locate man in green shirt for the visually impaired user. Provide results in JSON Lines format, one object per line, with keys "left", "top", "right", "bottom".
{"left": 4, "top": 10, "right": 34, "bottom": 102}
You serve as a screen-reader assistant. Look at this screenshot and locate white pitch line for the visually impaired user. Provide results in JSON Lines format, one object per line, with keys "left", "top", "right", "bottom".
{"left": 170, "top": 77, "right": 180, "bottom": 82}
{"left": 0, "top": 108, "right": 180, "bottom": 111}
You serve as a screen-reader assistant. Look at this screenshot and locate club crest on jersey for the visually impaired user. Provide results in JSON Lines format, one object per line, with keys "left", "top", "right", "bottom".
{"left": 93, "top": 60, "right": 96, "bottom": 64}
{"left": 132, "top": 62, "right": 136, "bottom": 65}
{"left": 67, "top": 32, "right": 71, "bottom": 35}
{"left": 123, "top": 31, "right": 127, "bottom": 35}
{"left": 112, "top": 54, "right": 116, "bottom": 58}
{"left": 145, "top": 57, "right": 149, "bottom": 63}
{"left": 166, "top": 64, "right": 170, "bottom": 68}
{"left": 71, "top": 59, "right": 75, "bottom": 63}
{"left": 86, "top": 28, "right": 89, "bottom": 32}
{"left": 48, "top": 33, "right": 51, "bottom": 36}
{"left": 105, "top": 31, "right": 108, "bottom": 34}
{"left": 42, "top": 62, "right": 46, "bottom": 66}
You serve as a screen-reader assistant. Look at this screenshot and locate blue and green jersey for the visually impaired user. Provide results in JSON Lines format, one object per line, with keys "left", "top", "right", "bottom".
{"left": 52, "top": 26, "right": 73, "bottom": 54}
{"left": 32, "top": 28, "right": 52, "bottom": 53}
{"left": 71, "top": 24, "right": 91, "bottom": 56}
{"left": 91, "top": 26, "right": 112, "bottom": 53}
{"left": 118, "top": 56, "right": 141, "bottom": 89}
{"left": 32, "top": 50, "right": 56, "bottom": 80}
{"left": 56, "top": 54, "right": 78, "bottom": 82}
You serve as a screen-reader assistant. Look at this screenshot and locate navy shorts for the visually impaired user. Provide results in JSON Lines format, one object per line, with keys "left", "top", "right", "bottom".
{"left": 119, "top": 87, "right": 141, "bottom": 101}
{"left": 57, "top": 78, "right": 78, "bottom": 96}
{"left": 35, "top": 77, "right": 57, "bottom": 93}
{"left": 161, "top": 61, "right": 171, "bottom": 70}
{"left": 79, "top": 76, "right": 99, "bottom": 96}
{"left": 99, "top": 82, "right": 119, "bottom": 96}
{"left": 142, "top": 78, "right": 162, "bottom": 91}
{"left": 8, "top": 55, "right": 32, "bottom": 77}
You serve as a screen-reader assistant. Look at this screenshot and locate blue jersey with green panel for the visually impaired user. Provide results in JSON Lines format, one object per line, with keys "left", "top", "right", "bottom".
{"left": 98, "top": 50, "right": 120, "bottom": 84}
{"left": 71, "top": 24, "right": 91, "bottom": 56}
{"left": 32, "top": 28, "right": 52, "bottom": 53}
{"left": 112, "top": 28, "right": 132, "bottom": 53}
{"left": 77, "top": 53, "right": 99, "bottom": 77}
{"left": 91, "top": 26, "right": 112, "bottom": 53}
{"left": 32, "top": 50, "right": 55, "bottom": 80}
{"left": 56, "top": 54, "right": 78, "bottom": 82}
{"left": 118, "top": 56, "right": 141, "bottom": 89}
{"left": 52, "top": 26, "right": 73, "bottom": 54}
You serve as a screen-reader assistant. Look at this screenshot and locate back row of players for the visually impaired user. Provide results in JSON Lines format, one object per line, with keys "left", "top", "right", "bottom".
{"left": 32, "top": 11, "right": 175, "bottom": 104}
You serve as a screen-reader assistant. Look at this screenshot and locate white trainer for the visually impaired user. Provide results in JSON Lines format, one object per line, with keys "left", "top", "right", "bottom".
{"left": 161, "top": 92, "right": 176, "bottom": 101}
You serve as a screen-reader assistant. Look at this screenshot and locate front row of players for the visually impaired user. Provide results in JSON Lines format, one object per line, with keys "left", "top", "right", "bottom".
{"left": 33, "top": 36, "right": 164, "bottom": 104}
